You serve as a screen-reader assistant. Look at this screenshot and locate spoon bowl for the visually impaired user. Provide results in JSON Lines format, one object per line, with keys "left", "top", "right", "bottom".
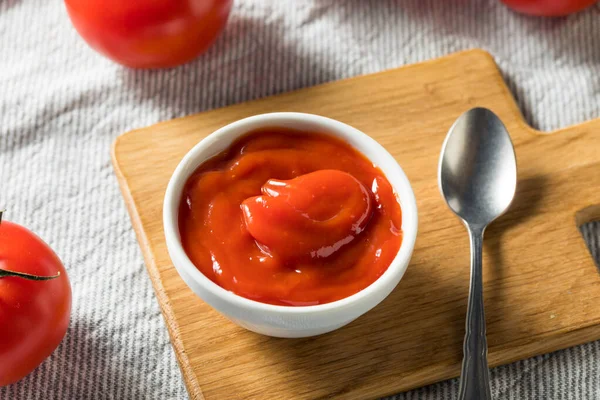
{"left": 439, "top": 107, "right": 517, "bottom": 227}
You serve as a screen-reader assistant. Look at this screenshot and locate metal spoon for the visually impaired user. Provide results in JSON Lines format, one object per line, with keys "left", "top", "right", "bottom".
{"left": 438, "top": 107, "right": 517, "bottom": 400}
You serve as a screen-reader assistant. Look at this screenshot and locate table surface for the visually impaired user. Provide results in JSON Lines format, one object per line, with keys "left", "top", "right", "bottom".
{"left": 1, "top": 1, "right": 599, "bottom": 399}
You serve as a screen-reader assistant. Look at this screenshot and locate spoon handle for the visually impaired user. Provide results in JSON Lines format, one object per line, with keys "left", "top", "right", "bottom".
{"left": 458, "top": 226, "right": 492, "bottom": 400}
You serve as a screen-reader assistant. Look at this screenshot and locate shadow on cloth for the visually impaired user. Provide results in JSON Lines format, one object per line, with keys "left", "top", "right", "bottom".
{"left": 119, "top": 14, "right": 338, "bottom": 120}
{"left": 0, "top": 318, "right": 151, "bottom": 400}
{"left": 0, "top": 0, "right": 23, "bottom": 12}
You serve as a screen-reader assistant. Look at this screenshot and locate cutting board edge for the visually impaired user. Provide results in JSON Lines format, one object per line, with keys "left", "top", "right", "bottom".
{"left": 577, "top": 205, "right": 600, "bottom": 227}
{"left": 110, "top": 145, "right": 205, "bottom": 400}
{"left": 112, "top": 48, "right": 600, "bottom": 152}
{"left": 112, "top": 48, "right": 532, "bottom": 146}
{"left": 373, "top": 323, "right": 600, "bottom": 399}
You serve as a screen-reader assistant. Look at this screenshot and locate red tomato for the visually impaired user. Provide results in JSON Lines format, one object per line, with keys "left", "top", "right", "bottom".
{"left": 501, "top": 0, "right": 597, "bottom": 16}
{"left": 64, "top": 0, "right": 234, "bottom": 68}
{"left": 0, "top": 214, "right": 72, "bottom": 386}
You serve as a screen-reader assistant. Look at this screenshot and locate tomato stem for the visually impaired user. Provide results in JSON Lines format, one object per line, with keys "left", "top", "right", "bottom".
{"left": 0, "top": 210, "right": 61, "bottom": 280}
{"left": 0, "top": 268, "right": 61, "bottom": 281}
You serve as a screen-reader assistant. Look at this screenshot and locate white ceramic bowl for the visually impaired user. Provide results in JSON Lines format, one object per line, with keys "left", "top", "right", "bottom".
{"left": 163, "top": 112, "right": 418, "bottom": 338}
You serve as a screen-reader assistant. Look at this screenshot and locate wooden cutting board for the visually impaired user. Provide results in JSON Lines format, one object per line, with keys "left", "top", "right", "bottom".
{"left": 111, "top": 49, "right": 600, "bottom": 400}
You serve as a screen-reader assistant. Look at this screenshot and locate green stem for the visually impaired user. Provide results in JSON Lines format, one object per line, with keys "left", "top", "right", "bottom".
{"left": 0, "top": 269, "right": 61, "bottom": 281}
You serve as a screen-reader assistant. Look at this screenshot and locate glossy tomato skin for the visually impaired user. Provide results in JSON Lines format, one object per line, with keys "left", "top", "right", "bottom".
{"left": 0, "top": 221, "right": 71, "bottom": 387}
{"left": 65, "top": 0, "right": 234, "bottom": 68}
{"left": 501, "top": 0, "right": 597, "bottom": 16}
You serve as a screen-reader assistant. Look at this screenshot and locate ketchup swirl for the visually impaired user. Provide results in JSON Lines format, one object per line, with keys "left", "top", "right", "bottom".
{"left": 179, "top": 129, "right": 402, "bottom": 306}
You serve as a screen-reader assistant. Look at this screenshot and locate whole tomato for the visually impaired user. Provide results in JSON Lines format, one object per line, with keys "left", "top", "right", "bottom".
{"left": 0, "top": 213, "right": 72, "bottom": 386}
{"left": 501, "top": 0, "right": 597, "bottom": 16}
{"left": 64, "top": 0, "right": 234, "bottom": 68}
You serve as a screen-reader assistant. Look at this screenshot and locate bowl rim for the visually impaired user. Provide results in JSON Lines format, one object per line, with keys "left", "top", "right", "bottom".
{"left": 163, "top": 112, "right": 418, "bottom": 315}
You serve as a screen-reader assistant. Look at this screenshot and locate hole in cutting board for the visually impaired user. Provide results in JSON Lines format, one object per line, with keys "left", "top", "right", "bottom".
{"left": 576, "top": 205, "right": 600, "bottom": 272}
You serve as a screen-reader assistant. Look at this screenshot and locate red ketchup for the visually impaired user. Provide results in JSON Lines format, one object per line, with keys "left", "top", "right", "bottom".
{"left": 179, "top": 129, "right": 402, "bottom": 306}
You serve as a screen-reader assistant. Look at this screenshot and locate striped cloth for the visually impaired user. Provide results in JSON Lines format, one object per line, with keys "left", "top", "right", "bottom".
{"left": 1, "top": 1, "right": 599, "bottom": 399}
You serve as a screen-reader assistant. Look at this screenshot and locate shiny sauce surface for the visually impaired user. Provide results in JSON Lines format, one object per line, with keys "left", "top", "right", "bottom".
{"left": 179, "top": 129, "right": 403, "bottom": 306}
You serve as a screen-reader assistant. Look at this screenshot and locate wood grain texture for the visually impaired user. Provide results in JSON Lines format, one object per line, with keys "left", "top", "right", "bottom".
{"left": 111, "top": 49, "right": 600, "bottom": 400}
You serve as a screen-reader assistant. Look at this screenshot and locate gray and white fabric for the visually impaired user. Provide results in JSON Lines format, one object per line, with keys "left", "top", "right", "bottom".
{"left": 1, "top": 1, "right": 599, "bottom": 399}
